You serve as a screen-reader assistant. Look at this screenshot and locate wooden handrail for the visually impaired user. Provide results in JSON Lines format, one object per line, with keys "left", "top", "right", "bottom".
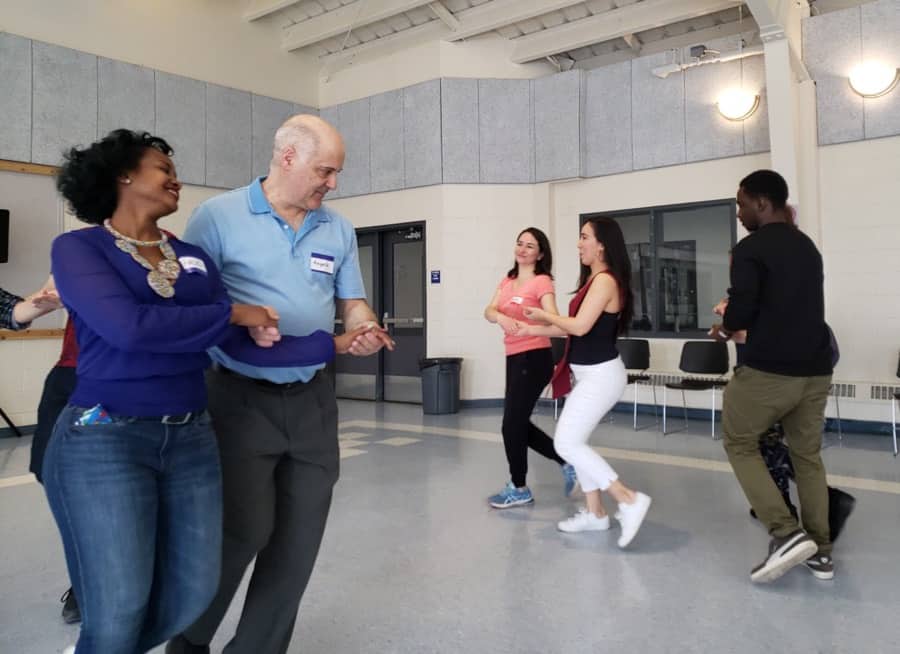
{"left": 0, "top": 328, "right": 65, "bottom": 340}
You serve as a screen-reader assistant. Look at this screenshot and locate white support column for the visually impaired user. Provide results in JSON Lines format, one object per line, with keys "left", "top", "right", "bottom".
{"left": 748, "top": 0, "right": 821, "bottom": 244}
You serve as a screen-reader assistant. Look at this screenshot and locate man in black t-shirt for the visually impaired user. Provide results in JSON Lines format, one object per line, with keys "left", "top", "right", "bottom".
{"left": 714, "top": 170, "right": 834, "bottom": 584}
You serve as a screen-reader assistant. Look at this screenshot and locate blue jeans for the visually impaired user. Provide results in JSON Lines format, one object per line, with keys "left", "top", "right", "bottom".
{"left": 43, "top": 404, "right": 223, "bottom": 654}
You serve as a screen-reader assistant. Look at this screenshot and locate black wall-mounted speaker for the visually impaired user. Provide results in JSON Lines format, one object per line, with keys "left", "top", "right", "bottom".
{"left": 0, "top": 209, "right": 8, "bottom": 264}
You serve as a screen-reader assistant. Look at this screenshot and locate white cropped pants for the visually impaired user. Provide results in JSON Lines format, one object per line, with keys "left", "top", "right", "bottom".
{"left": 554, "top": 357, "right": 627, "bottom": 493}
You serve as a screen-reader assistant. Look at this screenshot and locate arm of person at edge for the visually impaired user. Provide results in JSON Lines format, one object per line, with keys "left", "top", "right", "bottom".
{"left": 336, "top": 298, "right": 395, "bottom": 355}
{"left": 717, "top": 248, "right": 761, "bottom": 341}
{"left": 1, "top": 276, "right": 63, "bottom": 330}
{"left": 51, "top": 231, "right": 277, "bottom": 354}
{"left": 518, "top": 274, "right": 615, "bottom": 338}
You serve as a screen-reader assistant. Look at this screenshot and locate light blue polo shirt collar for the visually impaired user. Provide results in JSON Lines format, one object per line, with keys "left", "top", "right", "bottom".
{"left": 247, "top": 177, "right": 333, "bottom": 228}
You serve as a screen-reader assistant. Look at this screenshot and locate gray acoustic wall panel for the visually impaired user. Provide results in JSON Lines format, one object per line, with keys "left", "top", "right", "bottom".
{"left": 403, "top": 79, "right": 442, "bottom": 189}
{"left": 478, "top": 79, "right": 533, "bottom": 184}
{"left": 251, "top": 95, "right": 294, "bottom": 178}
{"left": 0, "top": 33, "right": 32, "bottom": 163}
{"left": 803, "top": 8, "right": 864, "bottom": 145}
{"left": 684, "top": 59, "right": 744, "bottom": 163}
{"left": 369, "top": 90, "right": 404, "bottom": 193}
{"left": 740, "top": 55, "right": 770, "bottom": 154}
{"left": 98, "top": 58, "right": 155, "bottom": 137}
{"left": 32, "top": 42, "right": 97, "bottom": 166}
{"left": 337, "top": 98, "right": 371, "bottom": 198}
{"left": 206, "top": 85, "right": 251, "bottom": 189}
{"left": 632, "top": 52, "right": 685, "bottom": 170}
{"left": 582, "top": 61, "right": 633, "bottom": 177}
{"left": 318, "top": 106, "right": 341, "bottom": 198}
{"left": 533, "top": 70, "right": 581, "bottom": 182}
{"left": 861, "top": 0, "right": 900, "bottom": 139}
{"left": 156, "top": 73, "right": 206, "bottom": 186}
{"left": 441, "top": 78, "right": 479, "bottom": 184}
{"left": 293, "top": 103, "right": 318, "bottom": 116}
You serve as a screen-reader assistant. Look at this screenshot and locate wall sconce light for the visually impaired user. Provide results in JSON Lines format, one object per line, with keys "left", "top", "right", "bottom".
{"left": 716, "top": 89, "right": 760, "bottom": 121}
{"left": 848, "top": 61, "right": 899, "bottom": 98}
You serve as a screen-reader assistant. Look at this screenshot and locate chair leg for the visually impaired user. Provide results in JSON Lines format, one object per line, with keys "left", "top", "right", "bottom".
{"left": 554, "top": 398, "right": 559, "bottom": 421}
{"left": 0, "top": 406, "right": 22, "bottom": 438}
{"left": 633, "top": 382, "right": 638, "bottom": 430}
{"left": 681, "top": 389, "right": 689, "bottom": 434}
{"left": 710, "top": 387, "right": 716, "bottom": 440}
{"left": 633, "top": 382, "right": 659, "bottom": 431}
{"left": 662, "top": 386, "right": 667, "bottom": 435}
{"left": 892, "top": 398, "right": 897, "bottom": 457}
{"left": 834, "top": 392, "right": 842, "bottom": 442}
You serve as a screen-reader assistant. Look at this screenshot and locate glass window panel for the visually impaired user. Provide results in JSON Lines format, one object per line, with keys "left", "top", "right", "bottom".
{"left": 659, "top": 205, "right": 732, "bottom": 332}
{"left": 358, "top": 244, "right": 374, "bottom": 305}
{"left": 611, "top": 213, "right": 654, "bottom": 332}
{"left": 393, "top": 241, "right": 423, "bottom": 320}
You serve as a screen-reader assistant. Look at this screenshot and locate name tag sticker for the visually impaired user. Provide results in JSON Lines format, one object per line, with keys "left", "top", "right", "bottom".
{"left": 510, "top": 296, "right": 524, "bottom": 305}
{"left": 311, "top": 252, "right": 335, "bottom": 274}
{"left": 179, "top": 256, "right": 208, "bottom": 275}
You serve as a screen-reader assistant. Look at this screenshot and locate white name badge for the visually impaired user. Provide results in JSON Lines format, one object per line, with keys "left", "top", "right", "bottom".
{"left": 310, "top": 252, "right": 335, "bottom": 274}
{"left": 178, "top": 256, "right": 208, "bottom": 275}
{"left": 510, "top": 296, "right": 524, "bottom": 305}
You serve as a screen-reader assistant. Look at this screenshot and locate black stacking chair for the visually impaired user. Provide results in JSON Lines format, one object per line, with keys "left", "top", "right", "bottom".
{"left": 617, "top": 338, "right": 658, "bottom": 430}
{"left": 892, "top": 352, "right": 900, "bottom": 457}
{"left": 662, "top": 340, "right": 729, "bottom": 439}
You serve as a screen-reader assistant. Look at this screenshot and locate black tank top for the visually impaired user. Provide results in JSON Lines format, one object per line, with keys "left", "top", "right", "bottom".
{"left": 569, "top": 311, "right": 620, "bottom": 365}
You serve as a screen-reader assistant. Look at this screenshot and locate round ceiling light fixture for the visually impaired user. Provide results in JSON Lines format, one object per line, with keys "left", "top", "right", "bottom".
{"left": 848, "top": 61, "right": 899, "bottom": 98}
{"left": 716, "top": 88, "right": 760, "bottom": 121}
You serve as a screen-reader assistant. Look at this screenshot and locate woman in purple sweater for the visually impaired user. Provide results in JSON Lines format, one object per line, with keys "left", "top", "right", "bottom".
{"left": 45, "top": 130, "right": 362, "bottom": 654}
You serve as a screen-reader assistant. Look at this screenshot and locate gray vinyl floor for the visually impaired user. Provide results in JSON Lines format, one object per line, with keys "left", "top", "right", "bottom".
{"left": 2, "top": 400, "right": 900, "bottom": 654}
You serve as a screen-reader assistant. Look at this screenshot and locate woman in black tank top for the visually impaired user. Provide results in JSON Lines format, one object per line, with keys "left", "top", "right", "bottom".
{"left": 518, "top": 217, "right": 652, "bottom": 549}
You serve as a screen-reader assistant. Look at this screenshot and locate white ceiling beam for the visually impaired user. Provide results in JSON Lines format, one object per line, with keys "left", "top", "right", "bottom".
{"left": 445, "top": 0, "right": 590, "bottom": 42}
{"left": 510, "top": 0, "right": 741, "bottom": 64}
{"left": 243, "top": 0, "right": 302, "bottom": 22}
{"left": 429, "top": 2, "right": 460, "bottom": 31}
{"left": 573, "top": 20, "right": 757, "bottom": 71}
{"left": 283, "top": 0, "right": 436, "bottom": 52}
{"left": 318, "top": 0, "right": 589, "bottom": 70}
{"left": 745, "top": 0, "right": 809, "bottom": 81}
{"left": 320, "top": 20, "right": 449, "bottom": 76}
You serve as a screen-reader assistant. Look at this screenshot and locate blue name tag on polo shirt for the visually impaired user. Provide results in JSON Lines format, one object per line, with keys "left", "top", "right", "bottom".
{"left": 310, "top": 252, "right": 335, "bottom": 274}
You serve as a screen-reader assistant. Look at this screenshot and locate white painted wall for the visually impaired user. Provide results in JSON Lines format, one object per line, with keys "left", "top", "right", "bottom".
{"left": 0, "top": 0, "right": 320, "bottom": 105}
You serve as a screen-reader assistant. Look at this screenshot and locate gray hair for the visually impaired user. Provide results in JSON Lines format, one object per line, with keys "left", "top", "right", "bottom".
{"left": 271, "top": 121, "right": 320, "bottom": 165}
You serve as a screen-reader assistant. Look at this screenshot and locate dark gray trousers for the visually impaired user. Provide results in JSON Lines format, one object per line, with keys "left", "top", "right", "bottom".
{"left": 183, "top": 367, "right": 339, "bottom": 653}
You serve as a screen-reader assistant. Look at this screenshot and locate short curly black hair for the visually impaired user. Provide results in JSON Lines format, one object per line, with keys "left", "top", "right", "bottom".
{"left": 56, "top": 129, "right": 174, "bottom": 225}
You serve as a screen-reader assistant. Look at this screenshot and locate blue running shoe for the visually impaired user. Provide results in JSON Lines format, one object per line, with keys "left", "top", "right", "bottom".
{"left": 562, "top": 463, "right": 578, "bottom": 497}
{"left": 488, "top": 482, "right": 534, "bottom": 508}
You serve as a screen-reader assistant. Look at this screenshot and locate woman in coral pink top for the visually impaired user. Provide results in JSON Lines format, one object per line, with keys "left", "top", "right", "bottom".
{"left": 483, "top": 227, "right": 577, "bottom": 508}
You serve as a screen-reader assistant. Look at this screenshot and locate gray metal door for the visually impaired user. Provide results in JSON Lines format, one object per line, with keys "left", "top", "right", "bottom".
{"left": 334, "top": 223, "right": 425, "bottom": 402}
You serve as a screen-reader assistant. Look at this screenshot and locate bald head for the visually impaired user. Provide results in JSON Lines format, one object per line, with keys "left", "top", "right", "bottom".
{"left": 265, "top": 114, "right": 345, "bottom": 214}
{"left": 271, "top": 114, "right": 342, "bottom": 167}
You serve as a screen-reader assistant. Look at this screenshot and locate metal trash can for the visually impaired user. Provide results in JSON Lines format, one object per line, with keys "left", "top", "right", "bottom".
{"left": 420, "top": 357, "right": 462, "bottom": 414}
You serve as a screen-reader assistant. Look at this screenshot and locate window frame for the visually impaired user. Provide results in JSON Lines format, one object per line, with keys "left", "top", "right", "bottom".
{"left": 580, "top": 198, "right": 737, "bottom": 339}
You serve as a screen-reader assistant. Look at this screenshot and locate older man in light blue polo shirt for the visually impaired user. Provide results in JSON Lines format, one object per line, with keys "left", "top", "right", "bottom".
{"left": 168, "top": 115, "right": 392, "bottom": 654}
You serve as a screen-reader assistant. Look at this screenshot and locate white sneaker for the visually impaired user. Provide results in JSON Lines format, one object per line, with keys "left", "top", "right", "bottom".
{"left": 557, "top": 508, "right": 611, "bottom": 533}
{"left": 615, "top": 492, "right": 652, "bottom": 548}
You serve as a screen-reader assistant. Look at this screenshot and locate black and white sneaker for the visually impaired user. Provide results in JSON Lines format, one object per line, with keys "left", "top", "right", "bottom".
{"left": 804, "top": 553, "right": 835, "bottom": 580}
{"left": 750, "top": 529, "right": 818, "bottom": 583}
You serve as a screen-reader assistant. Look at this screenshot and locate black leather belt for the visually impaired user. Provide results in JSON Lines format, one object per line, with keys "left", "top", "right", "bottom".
{"left": 211, "top": 362, "right": 312, "bottom": 390}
